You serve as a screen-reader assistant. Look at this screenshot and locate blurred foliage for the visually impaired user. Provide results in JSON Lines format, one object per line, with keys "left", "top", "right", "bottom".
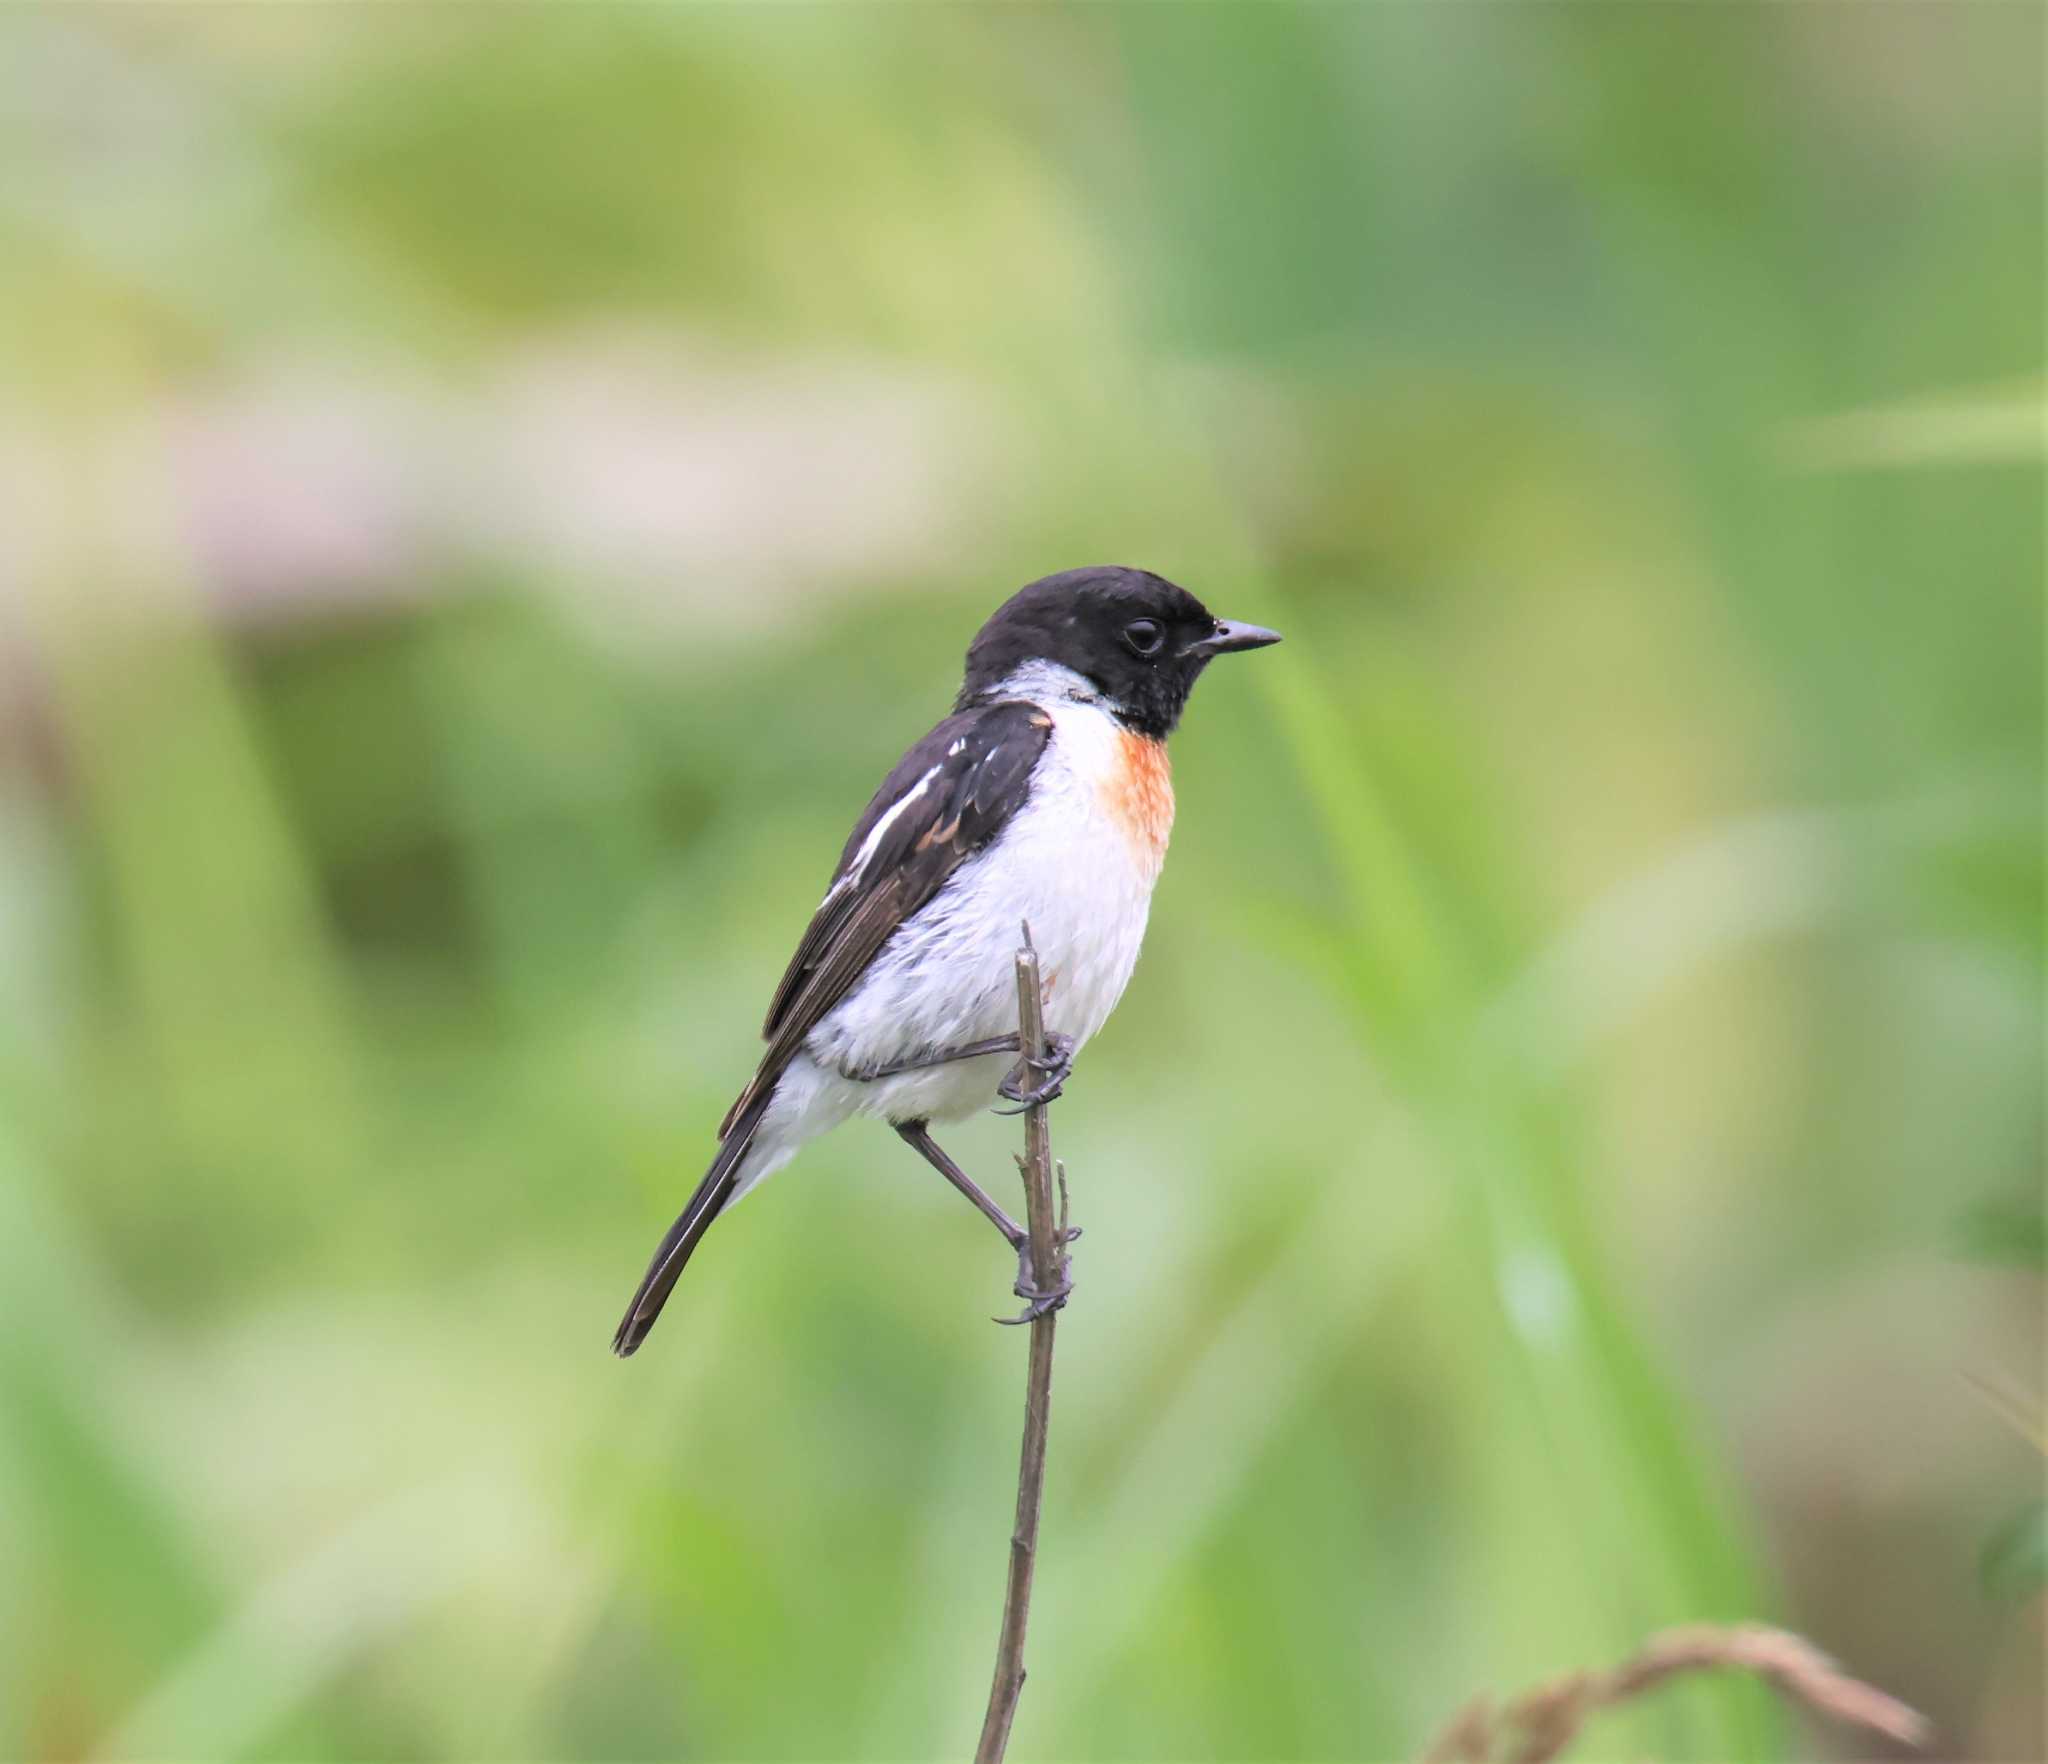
{"left": 1982, "top": 1501, "right": 2048, "bottom": 1608}
{"left": 1959, "top": 1192, "right": 2048, "bottom": 1271}
{"left": 0, "top": 6, "right": 2041, "bottom": 1762}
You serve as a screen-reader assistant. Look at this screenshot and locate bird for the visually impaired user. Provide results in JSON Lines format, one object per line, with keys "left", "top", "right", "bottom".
{"left": 612, "top": 565, "right": 1279, "bottom": 1355}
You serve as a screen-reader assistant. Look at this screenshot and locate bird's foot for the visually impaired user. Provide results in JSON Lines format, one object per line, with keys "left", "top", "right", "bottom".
{"left": 994, "top": 1222, "right": 1081, "bottom": 1325}
{"left": 994, "top": 1031, "right": 1076, "bottom": 1114}
{"left": 998, "top": 1259, "right": 1074, "bottom": 1325}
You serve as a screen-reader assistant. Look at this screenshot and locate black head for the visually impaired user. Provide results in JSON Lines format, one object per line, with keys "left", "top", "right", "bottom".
{"left": 957, "top": 566, "right": 1279, "bottom": 737}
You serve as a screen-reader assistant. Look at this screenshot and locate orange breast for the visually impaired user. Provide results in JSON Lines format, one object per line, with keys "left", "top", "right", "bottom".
{"left": 1101, "top": 731, "right": 1175, "bottom": 871}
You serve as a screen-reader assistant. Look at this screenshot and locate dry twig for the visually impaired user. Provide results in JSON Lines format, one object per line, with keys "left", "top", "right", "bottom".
{"left": 1419, "top": 1623, "right": 1931, "bottom": 1763}
{"left": 974, "top": 934, "right": 1071, "bottom": 1763}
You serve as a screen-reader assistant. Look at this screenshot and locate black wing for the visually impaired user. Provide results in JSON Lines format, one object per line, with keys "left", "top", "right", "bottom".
{"left": 717, "top": 698, "right": 1053, "bottom": 1135}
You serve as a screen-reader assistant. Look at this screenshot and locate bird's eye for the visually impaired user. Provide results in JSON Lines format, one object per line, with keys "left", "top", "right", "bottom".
{"left": 1122, "top": 619, "right": 1164, "bottom": 657}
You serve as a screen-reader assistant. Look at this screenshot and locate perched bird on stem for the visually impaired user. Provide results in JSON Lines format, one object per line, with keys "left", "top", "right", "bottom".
{"left": 613, "top": 566, "right": 1279, "bottom": 1354}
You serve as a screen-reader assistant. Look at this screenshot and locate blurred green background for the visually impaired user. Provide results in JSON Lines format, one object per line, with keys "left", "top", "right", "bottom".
{"left": 1, "top": 6, "right": 2040, "bottom": 1760}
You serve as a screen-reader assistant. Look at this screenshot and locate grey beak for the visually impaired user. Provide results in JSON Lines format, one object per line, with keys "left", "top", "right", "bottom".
{"left": 1188, "top": 618, "right": 1282, "bottom": 658}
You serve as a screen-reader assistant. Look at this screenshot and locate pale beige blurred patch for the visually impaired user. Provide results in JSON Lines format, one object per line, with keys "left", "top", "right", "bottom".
{"left": 0, "top": 330, "right": 1002, "bottom": 648}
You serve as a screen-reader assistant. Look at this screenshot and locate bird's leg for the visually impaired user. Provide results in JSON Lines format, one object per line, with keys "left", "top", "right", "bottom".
{"left": 893, "top": 1121, "right": 1081, "bottom": 1318}
{"left": 847, "top": 1029, "right": 1079, "bottom": 1115}
{"left": 993, "top": 1030, "right": 1076, "bottom": 1114}
{"left": 894, "top": 1119, "right": 1026, "bottom": 1245}
{"left": 848, "top": 1035, "right": 1021, "bottom": 1082}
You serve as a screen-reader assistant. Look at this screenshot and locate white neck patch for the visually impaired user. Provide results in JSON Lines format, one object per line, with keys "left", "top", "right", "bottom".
{"left": 983, "top": 660, "right": 1114, "bottom": 713}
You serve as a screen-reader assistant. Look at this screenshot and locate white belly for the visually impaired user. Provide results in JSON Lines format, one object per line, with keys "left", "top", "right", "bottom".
{"left": 808, "top": 690, "right": 1167, "bottom": 1123}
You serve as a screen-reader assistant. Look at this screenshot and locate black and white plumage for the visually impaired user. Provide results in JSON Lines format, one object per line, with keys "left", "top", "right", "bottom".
{"left": 612, "top": 566, "right": 1279, "bottom": 1355}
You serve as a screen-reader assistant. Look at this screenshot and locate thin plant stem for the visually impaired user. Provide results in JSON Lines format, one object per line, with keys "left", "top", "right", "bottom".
{"left": 1418, "top": 1623, "right": 1930, "bottom": 1763}
{"left": 975, "top": 932, "right": 1068, "bottom": 1763}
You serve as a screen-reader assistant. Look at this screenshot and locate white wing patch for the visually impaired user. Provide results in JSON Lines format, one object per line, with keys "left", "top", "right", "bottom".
{"left": 825, "top": 763, "right": 941, "bottom": 903}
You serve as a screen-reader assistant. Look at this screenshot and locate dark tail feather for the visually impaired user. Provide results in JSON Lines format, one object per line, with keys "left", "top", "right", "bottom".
{"left": 612, "top": 1092, "right": 772, "bottom": 1357}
